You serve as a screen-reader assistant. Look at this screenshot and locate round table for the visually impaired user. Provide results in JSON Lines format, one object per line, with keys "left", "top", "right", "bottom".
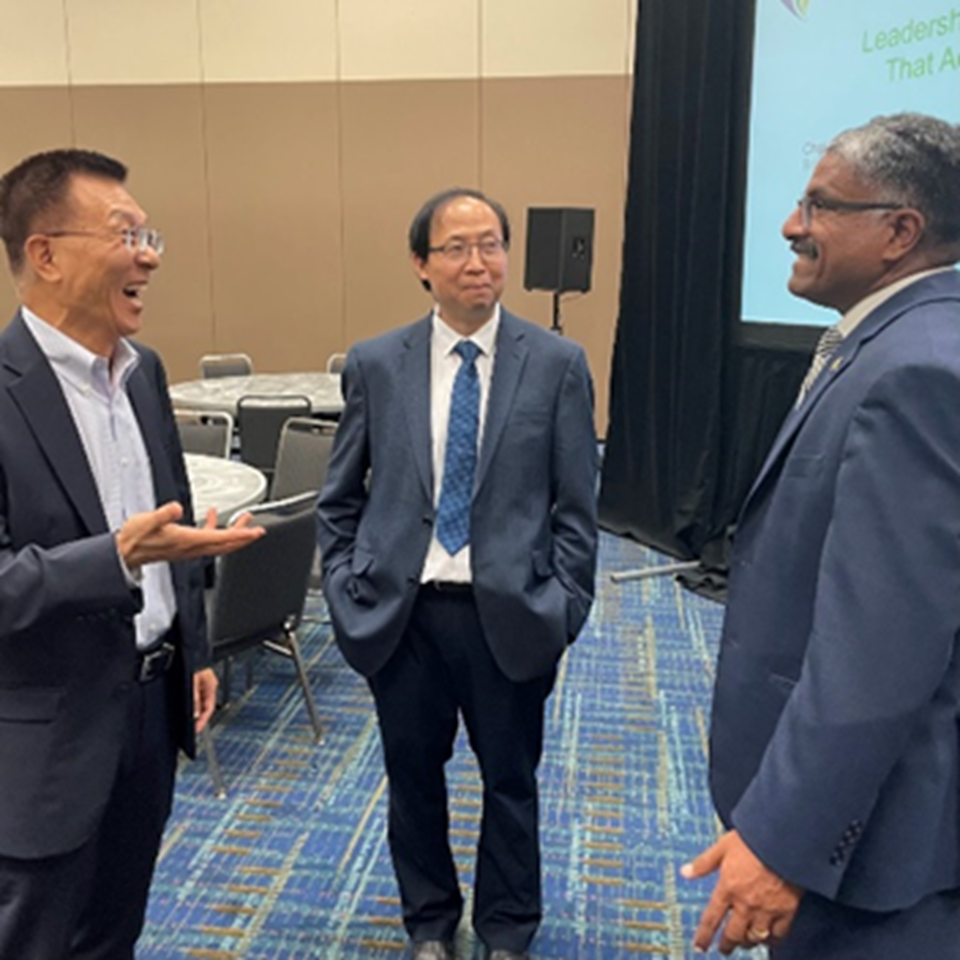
{"left": 169, "top": 372, "right": 343, "bottom": 418}
{"left": 184, "top": 453, "right": 268, "bottom": 524}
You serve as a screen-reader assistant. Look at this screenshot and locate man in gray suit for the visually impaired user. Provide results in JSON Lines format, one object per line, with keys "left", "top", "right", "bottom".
{"left": 318, "top": 188, "right": 598, "bottom": 960}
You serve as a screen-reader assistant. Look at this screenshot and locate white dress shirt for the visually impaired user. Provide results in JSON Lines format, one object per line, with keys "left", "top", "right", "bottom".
{"left": 22, "top": 308, "right": 177, "bottom": 649}
{"left": 420, "top": 306, "right": 500, "bottom": 584}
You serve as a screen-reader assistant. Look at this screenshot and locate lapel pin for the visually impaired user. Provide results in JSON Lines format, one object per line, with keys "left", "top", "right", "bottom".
{"left": 830, "top": 357, "right": 844, "bottom": 372}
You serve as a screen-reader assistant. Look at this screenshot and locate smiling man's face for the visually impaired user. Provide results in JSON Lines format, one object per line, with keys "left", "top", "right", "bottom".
{"left": 41, "top": 173, "right": 159, "bottom": 355}
{"left": 781, "top": 153, "right": 909, "bottom": 314}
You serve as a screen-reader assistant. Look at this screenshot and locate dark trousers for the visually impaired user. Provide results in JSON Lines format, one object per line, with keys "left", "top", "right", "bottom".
{"left": 368, "top": 587, "right": 555, "bottom": 952}
{"left": 771, "top": 887, "right": 960, "bottom": 960}
{"left": 0, "top": 667, "right": 179, "bottom": 960}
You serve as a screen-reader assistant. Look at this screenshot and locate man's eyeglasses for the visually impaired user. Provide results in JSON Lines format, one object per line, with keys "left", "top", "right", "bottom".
{"left": 797, "top": 195, "right": 903, "bottom": 230}
{"left": 427, "top": 238, "right": 508, "bottom": 263}
{"left": 43, "top": 226, "right": 166, "bottom": 256}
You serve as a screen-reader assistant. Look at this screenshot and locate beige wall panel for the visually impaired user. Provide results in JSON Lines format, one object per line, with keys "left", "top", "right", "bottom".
{"left": 627, "top": 0, "right": 639, "bottom": 75}
{"left": 0, "top": 0, "right": 69, "bottom": 86}
{"left": 70, "top": 86, "right": 213, "bottom": 382}
{"left": 339, "top": 80, "right": 480, "bottom": 344}
{"left": 203, "top": 83, "right": 342, "bottom": 372}
{"left": 65, "top": 0, "right": 202, "bottom": 85}
{"left": 0, "top": 87, "right": 76, "bottom": 322}
{"left": 199, "top": 0, "right": 338, "bottom": 82}
{"left": 481, "top": 76, "right": 632, "bottom": 437}
{"left": 482, "top": 0, "right": 633, "bottom": 79}
{"left": 339, "top": 0, "right": 479, "bottom": 81}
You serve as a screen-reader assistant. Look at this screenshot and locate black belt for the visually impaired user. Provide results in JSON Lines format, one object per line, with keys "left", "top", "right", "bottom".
{"left": 422, "top": 581, "right": 473, "bottom": 596}
{"left": 136, "top": 641, "right": 176, "bottom": 683}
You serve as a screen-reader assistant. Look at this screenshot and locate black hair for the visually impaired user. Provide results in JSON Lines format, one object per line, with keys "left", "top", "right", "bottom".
{"left": 0, "top": 149, "right": 127, "bottom": 273}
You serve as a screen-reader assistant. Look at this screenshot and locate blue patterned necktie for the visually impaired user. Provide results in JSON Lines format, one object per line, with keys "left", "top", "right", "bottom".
{"left": 436, "top": 340, "right": 481, "bottom": 555}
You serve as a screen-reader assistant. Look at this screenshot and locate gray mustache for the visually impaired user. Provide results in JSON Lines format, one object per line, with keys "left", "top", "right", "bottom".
{"left": 790, "top": 240, "right": 819, "bottom": 260}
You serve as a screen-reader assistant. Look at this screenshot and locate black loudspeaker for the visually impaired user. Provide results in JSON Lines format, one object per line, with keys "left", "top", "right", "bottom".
{"left": 523, "top": 207, "right": 595, "bottom": 294}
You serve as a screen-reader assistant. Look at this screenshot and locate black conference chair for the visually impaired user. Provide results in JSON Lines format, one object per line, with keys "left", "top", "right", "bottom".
{"left": 270, "top": 417, "right": 337, "bottom": 501}
{"left": 174, "top": 409, "right": 234, "bottom": 458}
{"left": 199, "top": 352, "right": 254, "bottom": 379}
{"left": 270, "top": 416, "right": 337, "bottom": 610}
{"left": 236, "top": 394, "right": 312, "bottom": 479}
{"left": 200, "top": 491, "right": 323, "bottom": 797}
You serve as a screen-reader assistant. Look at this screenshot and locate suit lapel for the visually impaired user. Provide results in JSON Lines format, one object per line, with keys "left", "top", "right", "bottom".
{"left": 127, "top": 358, "right": 177, "bottom": 506}
{"left": 475, "top": 312, "right": 527, "bottom": 495}
{"left": 744, "top": 333, "right": 855, "bottom": 505}
{"left": 400, "top": 317, "right": 434, "bottom": 501}
{"left": 2, "top": 314, "right": 107, "bottom": 534}
{"left": 743, "top": 274, "right": 959, "bottom": 509}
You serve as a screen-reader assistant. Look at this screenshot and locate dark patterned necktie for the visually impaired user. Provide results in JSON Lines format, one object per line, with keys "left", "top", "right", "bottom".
{"left": 436, "top": 341, "right": 481, "bottom": 555}
{"left": 796, "top": 326, "right": 843, "bottom": 406}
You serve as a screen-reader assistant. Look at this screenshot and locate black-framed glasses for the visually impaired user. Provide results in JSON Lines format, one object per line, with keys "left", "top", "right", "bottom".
{"left": 43, "top": 226, "right": 165, "bottom": 256}
{"left": 427, "top": 238, "right": 508, "bottom": 263}
{"left": 797, "top": 195, "right": 903, "bottom": 229}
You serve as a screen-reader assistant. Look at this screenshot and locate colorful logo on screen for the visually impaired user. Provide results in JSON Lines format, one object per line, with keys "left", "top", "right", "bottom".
{"left": 780, "top": 0, "right": 810, "bottom": 18}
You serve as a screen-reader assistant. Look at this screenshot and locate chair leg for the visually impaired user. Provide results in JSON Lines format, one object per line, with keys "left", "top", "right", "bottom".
{"left": 201, "top": 726, "right": 228, "bottom": 799}
{"left": 301, "top": 550, "right": 330, "bottom": 626}
{"left": 279, "top": 628, "right": 323, "bottom": 742}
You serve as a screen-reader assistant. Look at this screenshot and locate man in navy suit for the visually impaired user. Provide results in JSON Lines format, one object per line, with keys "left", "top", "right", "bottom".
{"left": 318, "top": 188, "right": 598, "bottom": 960}
{"left": 684, "top": 114, "right": 960, "bottom": 956}
{"left": 0, "top": 149, "right": 263, "bottom": 960}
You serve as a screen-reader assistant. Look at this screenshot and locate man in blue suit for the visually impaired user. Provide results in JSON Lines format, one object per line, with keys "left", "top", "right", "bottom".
{"left": 318, "top": 188, "right": 598, "bottom": 960}
{"left": 684, "top": 114, "right": 960, "bottom": 956}
{"left": 0, "top": 149, "right": 263, "bottom": 959}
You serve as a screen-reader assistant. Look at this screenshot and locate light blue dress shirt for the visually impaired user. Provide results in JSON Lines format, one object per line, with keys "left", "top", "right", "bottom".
{"left": 22, "top": 308, "right": 177, "bottom": 650}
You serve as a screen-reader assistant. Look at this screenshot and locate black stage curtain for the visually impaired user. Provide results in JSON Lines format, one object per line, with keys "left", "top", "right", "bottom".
{"left": 599, "top": 0, "right": 813, "bottom": 576}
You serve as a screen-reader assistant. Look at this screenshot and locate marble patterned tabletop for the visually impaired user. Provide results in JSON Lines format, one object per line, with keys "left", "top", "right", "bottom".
{"left": 169, "top": 372, "right": 343, "bottom": 417}
{"left": 184, "top": 453, "right": 268, "bottom": 524}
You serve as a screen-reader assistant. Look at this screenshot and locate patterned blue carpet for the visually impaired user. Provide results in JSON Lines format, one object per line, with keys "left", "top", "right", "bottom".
{"left": 140, "top": 532, "right": 760, "bottom": 959}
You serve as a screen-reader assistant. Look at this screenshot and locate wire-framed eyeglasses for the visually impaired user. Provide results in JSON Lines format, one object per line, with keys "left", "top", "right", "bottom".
{"left": 427, "top": 238, "right": 508, "bottom": 263}
{"left": 43, "top": 226, "right": 166, "bottom": 256}
{"left": 796, "top": 195, "right": 903, "bottom": 230}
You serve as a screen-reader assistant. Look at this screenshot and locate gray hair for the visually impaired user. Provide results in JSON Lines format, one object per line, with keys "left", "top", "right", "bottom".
{"left": 827, "top": 113, "right": 960, "bottom": 254}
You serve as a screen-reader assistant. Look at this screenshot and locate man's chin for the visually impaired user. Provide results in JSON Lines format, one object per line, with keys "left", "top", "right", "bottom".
{"left": 114, "top": 308, "right": 145, "bottom": 337}
{"left": 787, "top": 266, "right": 817, "bottom": 299}
{"left": 464, "top": 297, "right": 497, "bottom": 316}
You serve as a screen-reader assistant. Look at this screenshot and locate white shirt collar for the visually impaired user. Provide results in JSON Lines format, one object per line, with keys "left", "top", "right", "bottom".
{"left": 431, "top": 303, "right": 501, "bottom": 358}
{"left": 21, "top": 306, "right": 140, "bottom": 394}
{"left": 838, "top": 266, "right": 956, "bottom": 338}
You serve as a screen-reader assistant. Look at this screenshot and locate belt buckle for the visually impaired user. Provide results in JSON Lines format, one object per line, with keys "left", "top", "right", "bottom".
{"left": 430, "top": 581, "right": 472, "bottom": 594}
{"left": 138, "top": 641, "right": 175, "bottom": 683}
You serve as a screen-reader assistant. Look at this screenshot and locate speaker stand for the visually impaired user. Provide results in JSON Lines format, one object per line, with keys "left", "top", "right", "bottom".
{"left": 550, "top": 291, "right": 563, "bottom": 336}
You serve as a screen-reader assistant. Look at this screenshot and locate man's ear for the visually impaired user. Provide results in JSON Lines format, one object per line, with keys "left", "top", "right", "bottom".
{"left": 883, "top": 207, "right": 926, "bottom": 263}
{"left": 411, "top": 252, "right": 431, "bottom": 292}
{"left": 22, "top": 234, "right": 61, "bottom": 282}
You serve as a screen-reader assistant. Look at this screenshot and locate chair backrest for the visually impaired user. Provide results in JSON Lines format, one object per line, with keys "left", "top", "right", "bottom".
{"left": 207, "top": 492, "right": 318, "bottom": 658}
{"left": 326, "top": 352, "right": 347, "bottom": 374}
{"left": 200, "top": 352, "right": 254, "bottom": 379}
{"left": 270, "top": 417, "right": 337, "bottom": 501}
{"left": 236, "top": 394, "right": 312, "bottom": 474}
{"left": 174, "top": 409, "right": 234, "bottom": 458}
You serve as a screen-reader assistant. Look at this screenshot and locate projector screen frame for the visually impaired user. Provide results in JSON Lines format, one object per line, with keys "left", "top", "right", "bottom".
{"left": 730, "top": 0, "right": 825, "bottom": 354}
